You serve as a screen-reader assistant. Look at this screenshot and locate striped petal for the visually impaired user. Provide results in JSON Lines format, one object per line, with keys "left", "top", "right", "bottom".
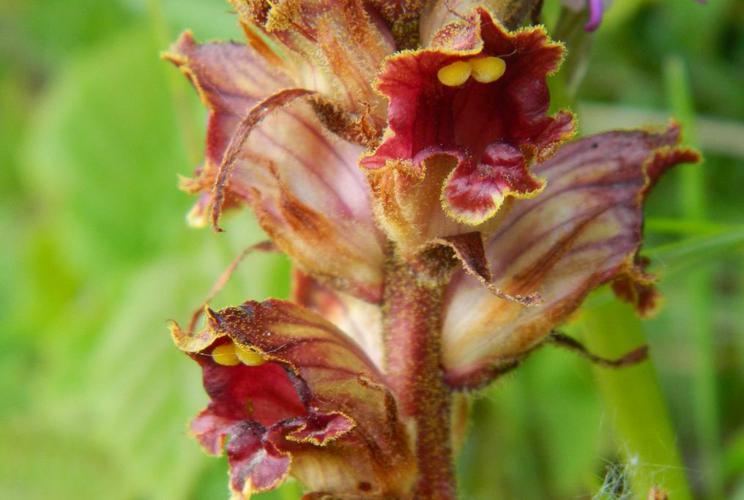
{"left": 441, "top": 124, "right": 700, "bottom": 388}
{"left": 168, "top": 32, "right": 385, "bottom": 301}
{"left": 220, "top": 95, "right": 386, "bottom": 301}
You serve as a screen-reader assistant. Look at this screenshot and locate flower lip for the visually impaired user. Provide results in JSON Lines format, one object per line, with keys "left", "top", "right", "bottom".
{"left": 198, "top": 340, "right": 307, "bottom": 427}
{"left": 362, "top": 8, "right": 571, "bottom": 169}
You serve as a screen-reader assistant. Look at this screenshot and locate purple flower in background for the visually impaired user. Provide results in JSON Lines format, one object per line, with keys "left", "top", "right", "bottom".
{"left": 584, "top": 0, "right": 604, "bottom": 31}
{"left": 569, "top": 0, "right": 707, "bottom": 32}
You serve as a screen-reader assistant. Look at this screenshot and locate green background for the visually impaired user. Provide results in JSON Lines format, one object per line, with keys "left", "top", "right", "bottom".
{"left": 0, "top": 0, "right": 742, "bottom": 498}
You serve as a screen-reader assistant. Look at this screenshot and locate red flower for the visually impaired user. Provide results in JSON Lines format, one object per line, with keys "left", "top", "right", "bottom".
{"left": 361, "top": 8, "right": 574, "bottom": 252}
{"left": 170, "top": 301, "right": 415, "bottom": 498}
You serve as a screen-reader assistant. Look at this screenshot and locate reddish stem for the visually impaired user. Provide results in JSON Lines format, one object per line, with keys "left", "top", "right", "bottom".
{"left": 383, "top": 258, "right": 456, "bottom": 500}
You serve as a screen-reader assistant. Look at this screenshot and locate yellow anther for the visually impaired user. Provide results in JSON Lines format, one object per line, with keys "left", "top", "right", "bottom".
{"left": 212, "top": 343, "right": 240, "bottom": 366}
{"left": 469, "top": 56, "right": 506, "bottom": 83}
{"left": 236, "top": 345, "right": 266, "bottom": 366}
{"left": 437, "top": 60, "right": 472, "bottom": 87}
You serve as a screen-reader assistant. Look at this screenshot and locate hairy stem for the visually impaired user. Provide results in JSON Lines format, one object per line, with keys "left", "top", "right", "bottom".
{"left": 383, "top": 257, "right": 456, "bottom": 500}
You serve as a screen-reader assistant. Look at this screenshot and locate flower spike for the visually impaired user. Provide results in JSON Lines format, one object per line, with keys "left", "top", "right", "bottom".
{"left": 166, "top": 1, "right": 702, "bottom": 497}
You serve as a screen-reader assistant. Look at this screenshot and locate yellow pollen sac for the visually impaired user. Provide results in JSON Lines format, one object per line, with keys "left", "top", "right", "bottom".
{"left": 236, "top": 345, "right": 266, "bottom": 366}
{"left": 437, "top": 60, "right": 472, "bottom": 87}
{"left": 212, "top": 343, "right": 240, "bottom": 366}
{"left": 469, "top": 56, "right": 506, "bottom": 83}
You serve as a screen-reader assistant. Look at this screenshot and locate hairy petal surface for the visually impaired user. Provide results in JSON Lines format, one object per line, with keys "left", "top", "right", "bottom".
{"left": 171, "top": 300, "right": 414, "bottom": 498}
{"left": 441, "top": 124, "right": 700, "bottom": 388}
{"left": 361, "top": 8, "right": 574, "bottom": 253}
{"left": 365, "top": 0, "right": 427, "bottom": 49}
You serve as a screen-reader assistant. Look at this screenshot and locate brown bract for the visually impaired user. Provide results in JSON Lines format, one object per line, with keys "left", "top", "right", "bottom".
{"left": 170, "top": 301, "right": 415, "bottom": 499}
{"left": 365, "top": 0, "right": 428, "bottom": 49}
{"left": 361, "top": 8, "right": 574, "bottom": 253}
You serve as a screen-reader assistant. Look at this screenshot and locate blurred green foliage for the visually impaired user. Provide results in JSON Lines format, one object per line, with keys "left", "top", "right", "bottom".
{"left": 0, "top": 0, "right": 741, "bottom": 498}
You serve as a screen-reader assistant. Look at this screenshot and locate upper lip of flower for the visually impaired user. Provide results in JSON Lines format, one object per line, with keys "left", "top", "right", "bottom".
{"left": 439, "top": 124, "right": 700, "bottom": 387}
{"left": 164, "top": 24, "right": 389, "bottom": 303}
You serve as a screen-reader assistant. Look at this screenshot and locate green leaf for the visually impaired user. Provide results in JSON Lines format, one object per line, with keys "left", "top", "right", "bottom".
{"left": 22, "top": 25, "right": 195, "bottom": 272}
{"left": 0, "top": 421, "right": 132, "bottom": 500}
{"left": 126, "top": 0, "right": 241, "bottom": 40}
